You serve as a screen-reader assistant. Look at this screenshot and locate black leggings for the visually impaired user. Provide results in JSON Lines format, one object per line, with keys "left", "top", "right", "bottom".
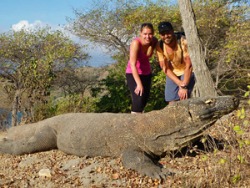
{"left": 126, "top": 74, "right": 152, "bottom": 112}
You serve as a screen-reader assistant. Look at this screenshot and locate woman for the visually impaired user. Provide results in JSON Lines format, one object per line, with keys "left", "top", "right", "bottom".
{"left": 125, "top": 23, "right": 158, "bottom": 113}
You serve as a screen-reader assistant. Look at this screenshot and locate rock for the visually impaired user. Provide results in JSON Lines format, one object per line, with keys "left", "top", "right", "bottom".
{"left": 38, "top": 169, "right": 51, "bottom": 178}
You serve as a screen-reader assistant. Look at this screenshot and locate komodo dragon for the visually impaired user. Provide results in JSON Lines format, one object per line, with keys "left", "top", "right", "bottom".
{"left": 0, "top": 96, "right": 239, "bottom": 179}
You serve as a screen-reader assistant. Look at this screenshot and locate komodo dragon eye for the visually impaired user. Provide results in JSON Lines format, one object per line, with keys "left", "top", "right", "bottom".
{"left": 205, "top": 99, "right": 214, "bottom": 105}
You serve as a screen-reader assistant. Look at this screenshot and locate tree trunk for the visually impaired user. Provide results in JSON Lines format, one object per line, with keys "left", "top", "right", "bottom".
{"left": 11, "top": 89, "right": 21, "bottom": 127}
{"left": 178, "top": 0, "right": 217, "bottom": 97}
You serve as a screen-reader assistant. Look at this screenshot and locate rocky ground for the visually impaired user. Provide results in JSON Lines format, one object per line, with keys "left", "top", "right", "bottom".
{"left": 0, "top": 110, "right": 249, "bottom": 188}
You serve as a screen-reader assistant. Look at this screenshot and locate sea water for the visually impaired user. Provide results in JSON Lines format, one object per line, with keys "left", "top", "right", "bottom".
{"left": 0, "top": 109, "right": 22, "bottom": 129}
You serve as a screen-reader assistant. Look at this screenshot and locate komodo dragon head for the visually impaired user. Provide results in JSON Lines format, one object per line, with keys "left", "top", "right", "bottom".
{"left": 144, "top": 95, "right": 239, "bottom": 154}
{"left": 180, "top": 95, "right": 239, "bottom": 122}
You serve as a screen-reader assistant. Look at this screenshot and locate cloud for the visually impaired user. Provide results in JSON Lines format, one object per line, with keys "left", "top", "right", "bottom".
{"left": 10, "top": 20, "right": 114, "bottom": 67}
{"left": 11, "top": 20, "right": 45, "bottom": 32}
{"left": 11, "top": 20, "right": 74, "bottom": 40}
{"left": 11, "top": 20, "right": 73, "bottom": 38}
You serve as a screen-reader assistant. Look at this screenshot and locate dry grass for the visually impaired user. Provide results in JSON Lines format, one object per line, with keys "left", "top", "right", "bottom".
{"left": 159, "top": 107, "right": 250, "bottom": 188}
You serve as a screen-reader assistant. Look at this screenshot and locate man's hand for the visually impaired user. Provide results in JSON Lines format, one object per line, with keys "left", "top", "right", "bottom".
{"left": 178, "top": 86, "right": 188, "bottom": 100}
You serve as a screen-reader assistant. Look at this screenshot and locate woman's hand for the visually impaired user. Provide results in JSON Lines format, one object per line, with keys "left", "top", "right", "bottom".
{"left": 134, "top": 84, "right": 144, "bottom": 96}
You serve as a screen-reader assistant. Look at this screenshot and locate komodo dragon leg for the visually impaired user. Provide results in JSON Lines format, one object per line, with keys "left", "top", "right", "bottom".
{"left": 0, "top": 126, "right": 57, "bottom": 155}
{"left": 121, "top": 148, "right": 171, "bottom": 179}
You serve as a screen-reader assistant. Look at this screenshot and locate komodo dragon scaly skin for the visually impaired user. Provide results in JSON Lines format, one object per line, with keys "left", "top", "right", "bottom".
{"left": 0, "top": 96, "right": 239, "bottom": 179}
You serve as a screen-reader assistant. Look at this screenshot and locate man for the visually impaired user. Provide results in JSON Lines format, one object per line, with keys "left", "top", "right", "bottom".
{"left": 156, "top": 21, "right": 195, "bottom": 104}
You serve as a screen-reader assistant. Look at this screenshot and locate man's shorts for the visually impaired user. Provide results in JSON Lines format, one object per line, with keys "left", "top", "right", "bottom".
{"left": 165, "top": 73, "right": 195, "bottom": 102}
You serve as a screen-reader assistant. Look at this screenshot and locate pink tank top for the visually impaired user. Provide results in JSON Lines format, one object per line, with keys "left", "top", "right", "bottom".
{"left": 125, "top": 38, "right": 153, "bottom": 75}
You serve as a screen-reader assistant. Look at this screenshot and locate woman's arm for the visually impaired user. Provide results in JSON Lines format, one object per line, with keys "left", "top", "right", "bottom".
{"left": 129, "top": 40, "right": 143, "bottom": 96}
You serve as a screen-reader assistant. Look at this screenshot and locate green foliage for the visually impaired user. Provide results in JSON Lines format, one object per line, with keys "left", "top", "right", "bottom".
{"left": 219, "top": 158, "right": 227, "bottom": 165}
{"left": 32, "top": 99, "right": 58, "bottom": 122}
{"left": 91, "top": 55, "right": 131, "bottom": 113}
{"left": 234, "top": 104, "right": 249, "bottom": 148}
{"left": 33, "top": 94, "right": 98, "bottom": 121}
{"left": 192, "top": 1, "right": 250, "bottom": 96}
{"left": 227, "top": 84, "right": 249, "bottom": 184}
{"left": 233, "top": 125, "right": 244, "bottom": 135}
{"left": 201, "top": 154, "right": 208, "bottom": 161}
{"left": 144, "top": 57, "right": 166, "bottom": 111}
{"left": 90, "top": 54, "right": 166, "bottom": 113}
{"left": 0, "top": 27, "right": 89, "bottom": 123}
{"left": 231, "top": 174, "right": 241, "bottom": 184}
{"left": 63, "top": 96, "right": 95, "bottom": 114}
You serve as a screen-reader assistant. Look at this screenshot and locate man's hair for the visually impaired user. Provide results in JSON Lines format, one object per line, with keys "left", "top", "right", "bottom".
{"left": 158, "top": 22, "right": 174, "bottom": 34}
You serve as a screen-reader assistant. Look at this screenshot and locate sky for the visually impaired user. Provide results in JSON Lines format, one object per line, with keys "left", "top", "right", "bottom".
{"left": 0, "top": 0, "right": 114, "bottom": 67}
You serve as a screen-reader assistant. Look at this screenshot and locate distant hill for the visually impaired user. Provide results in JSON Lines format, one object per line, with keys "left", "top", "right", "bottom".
{"left": 0, "top": 65, "right": 111, "bottom": 128}
{"left": 0, "top": 65, "right": 111, "bottom": 109}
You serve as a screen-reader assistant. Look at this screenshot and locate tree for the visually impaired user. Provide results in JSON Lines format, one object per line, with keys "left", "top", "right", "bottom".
{"left": 0, "top": 27, "right": 88, "bottom": 126}
{"left": 191, "top": 1, "right": 250, "bottom": 96}
{"left": 178, "top": 0, "right": 217, "bottom": 97}
{"left": 68, "top": 0, "right": 177, "bottom": 60}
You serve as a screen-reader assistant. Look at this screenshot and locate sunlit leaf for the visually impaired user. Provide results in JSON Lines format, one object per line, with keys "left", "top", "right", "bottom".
{"left": 233, "top": 125, "right": 244, "bottom": 135}
{"left": 232, "top": 174, "right": 241, "bottom": 184}
{"left": 237, "top": 155, "right": 244, "bottom": 163}
{"left": 219, "top": 158, "right": 227, "bottom": 164}
{"left": 201, "top": 155, "right": 208, "bottom": 161}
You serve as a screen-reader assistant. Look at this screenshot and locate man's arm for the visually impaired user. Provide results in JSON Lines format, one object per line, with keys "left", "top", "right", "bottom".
{"left": 178, "top": 55, "right": 193, "bottom": 100}
{"left": 181, "top": 55, "right": 193, "bottom": 87}
{"left": 180, "top": 37, "right": 193, "bottom": 87}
